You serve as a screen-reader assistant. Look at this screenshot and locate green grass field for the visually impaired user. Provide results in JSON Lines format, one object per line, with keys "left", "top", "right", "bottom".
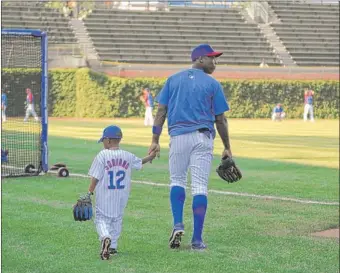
{"left": 2, "top": 118, "right": 339, "bottom": 273}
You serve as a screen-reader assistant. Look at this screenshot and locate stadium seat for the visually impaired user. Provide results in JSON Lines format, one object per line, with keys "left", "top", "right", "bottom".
{"left": 1, "top": 4, "right": 77, "bottom": 45}
{"left": 268, "top": 0, "right": 339, "bottom": 66}
{"left": 84, "top": 7, "right": 280, "bottom": 66}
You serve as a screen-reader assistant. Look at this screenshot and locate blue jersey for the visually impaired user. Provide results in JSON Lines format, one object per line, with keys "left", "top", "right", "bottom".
{"left": 274, "top": 106, "right": 283, "bottom": 113}
{"left": 2, "top": 94, "right": 7, "bottom": 106}
{"left": 306, "top": 96, "right": 313, "bottom": 105}
{"left": 156, "top": 68, "right": 229, "bottom": 137}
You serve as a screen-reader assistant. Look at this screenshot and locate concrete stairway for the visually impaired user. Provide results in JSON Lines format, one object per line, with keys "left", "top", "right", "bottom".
{"left": 259, "top": 23, "right": 296, "bottom": 67}
{"left": 69, "top": 18, "right": 101, "bottom": 66}
{"left": 267, "top": 3, "right": 281, "bottom": 24}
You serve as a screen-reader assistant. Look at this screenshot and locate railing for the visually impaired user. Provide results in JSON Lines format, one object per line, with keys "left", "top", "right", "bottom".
{"left": 246, "top": 2, "right": 269, "bottom": 23}
{"left": 290, "top": 0, "right": 339, "bottom": 4}
{"left": 1, "top": 0, "right": 337, "bottom": 19}
{"left": 89, "top": 0, "right": 237, "bottom": 10}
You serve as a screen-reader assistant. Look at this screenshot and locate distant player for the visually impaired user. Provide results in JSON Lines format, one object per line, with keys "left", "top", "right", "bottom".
{"left": 87, "top": 125, "right": 156, "bottom": 260}
{"left": 1, "top": 149, "right": 9, "bottom": 163}
{"left": 1, "top": 90, "right": 8, "bottom": 122}
{"left": 24, "top": 88, "right": 39, "bottom": 122}
{"left": 148, "top": 44, "right": 233, "bottom": 251}
{"left": 271, "top": 103, "right": 285, "bottom": 121}
{"left": 140, "top": 87, "right": 154, "bottom": 126}
{"left": 303, "top": 88, "right": 315, "bottom": 122}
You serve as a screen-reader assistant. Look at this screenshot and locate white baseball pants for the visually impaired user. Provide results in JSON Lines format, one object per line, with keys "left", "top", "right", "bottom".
{"left": 144, "top": 106, "right": 154, "bottom": 126}
{"left": 272, "top": 112, "right": 285, "bottom": 121}
{"left": 303, "top": 104, "right": 314, "bottom": 121}
{"left": 169, "top": 130, "right": 214, "bottom": 196}
{"left": 95, "top": 212, "right": 123, "bottom": 249}
{"left": 24, "top": 104, "right": 39, "bottom": 121}
{"left": 2, "top": 106, "right": 6, "bottom": 122}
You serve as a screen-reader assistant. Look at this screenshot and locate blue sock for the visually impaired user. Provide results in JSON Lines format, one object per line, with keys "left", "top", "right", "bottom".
{"left": 192, "top": 195, "right": 207, "bottom": 243}
{"left": 170, "top": 186, "right": 186, "bottom": 226}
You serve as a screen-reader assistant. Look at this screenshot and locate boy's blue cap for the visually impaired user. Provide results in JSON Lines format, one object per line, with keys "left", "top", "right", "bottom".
{"left": 191, "top": 44, "right": 223, "bottom": 62}
{"left": 98, "top": 125, "right": 122, "bottom": 143}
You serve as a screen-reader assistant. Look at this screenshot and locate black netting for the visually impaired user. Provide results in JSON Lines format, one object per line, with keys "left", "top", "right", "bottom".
{"left": 1, "top": 33, "right": 43, "bottom": 177}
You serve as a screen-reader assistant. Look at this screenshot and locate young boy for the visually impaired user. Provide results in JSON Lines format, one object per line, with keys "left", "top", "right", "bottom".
{"left": 86, "top": 125, "right": 156, "bottom": 260}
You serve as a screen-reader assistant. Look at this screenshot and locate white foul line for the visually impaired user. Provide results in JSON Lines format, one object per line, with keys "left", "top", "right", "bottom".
{"left": 67, "top": 172, "right": 339, "bottom": 206}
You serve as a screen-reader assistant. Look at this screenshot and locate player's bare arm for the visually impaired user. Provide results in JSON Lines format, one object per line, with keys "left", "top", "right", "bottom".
{"left": 88, "top": 177, "right": 98, "bottom": 194}
{"left": 215, "top": 113, "right": 232, "bottom": 158}
{"left": 151, "top": 104, "right": 167, "bottom": 144}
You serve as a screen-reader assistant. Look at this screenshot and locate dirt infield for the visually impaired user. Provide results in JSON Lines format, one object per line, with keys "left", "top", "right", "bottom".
{"left": 312, "top": 228, "right": 339, "bottom": 239}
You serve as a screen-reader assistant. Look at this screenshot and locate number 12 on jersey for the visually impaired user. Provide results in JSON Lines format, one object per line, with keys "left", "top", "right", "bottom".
{"left": 108, "top": 170, "right": 126, "bottom": 189}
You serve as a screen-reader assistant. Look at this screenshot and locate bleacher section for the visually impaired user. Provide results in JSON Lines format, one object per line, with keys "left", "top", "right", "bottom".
{"left": 269, "top": 1, "right": 339, "bottom": 67}
{"left": 84, "top": 7, "right": 281, "bottom": 66}
{"left": 1, "top": 3, "right": 78, "bottom": 56}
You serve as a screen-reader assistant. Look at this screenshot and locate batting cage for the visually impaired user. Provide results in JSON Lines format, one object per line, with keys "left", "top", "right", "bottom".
{"left": 1, "top": 29, "right": 48, "bottom": 178}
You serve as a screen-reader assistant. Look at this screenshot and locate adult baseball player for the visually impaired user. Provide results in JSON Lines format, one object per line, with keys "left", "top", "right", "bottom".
{"left": 1, "top": 149, "right": 9, "bottom": 162}
{"left": 24, "top": 88, "right": 39, "bottom": 122}
{"left": 1, "top": 90, "right": 8, "bottom": 122}
{"left": 148, "top": 44, "right": 233, "bottom": 251}
{"left": 303, "top": 88, "right": 314, "bottom": 122}
{"left": 272, "top": 103, "right": 286, "bottom": 121}
{"left": 87, "top": 125, "right": 155, "bottom": 260}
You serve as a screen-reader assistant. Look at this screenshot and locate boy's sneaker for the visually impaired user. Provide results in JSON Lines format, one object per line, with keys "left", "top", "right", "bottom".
{"left": 100, "top": 237, "right": 111, "bottom": 260}
{"left": 191, "top": 241, "right": 207, "bottom": 251}
{"left": 169, "top": 223, "right": 185, "bottom": 249}
{"left": 109, "top": 248, "right": 118, "bottom": 255}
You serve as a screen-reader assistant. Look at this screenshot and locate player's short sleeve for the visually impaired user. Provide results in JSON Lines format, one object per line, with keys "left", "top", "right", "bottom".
{"left": 88, "top": 152, "right": 104, "bottom": 180}
{"left": 156, "top": 78, "right": 170, "bottom": 106}
{"left": 213, "top": 82, "right": 229, "bottom": 115}
{"left": 131, "top": 154, "right": 142, "bottom": 170}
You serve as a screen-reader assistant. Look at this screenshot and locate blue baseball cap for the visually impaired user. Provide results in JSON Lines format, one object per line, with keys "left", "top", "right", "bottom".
{"left": 98, "top": 125, "right": 123, "bottom": 142}
{"left": 191, "top": 44, "right": 223, "bottom": 62}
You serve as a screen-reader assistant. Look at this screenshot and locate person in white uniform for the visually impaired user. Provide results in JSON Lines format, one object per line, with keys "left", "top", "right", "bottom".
{"left": 303, "top": 88, "right": 315, "bottom": 122}
{"left": 87, "top": 125, "right": 156, "bottom": 260}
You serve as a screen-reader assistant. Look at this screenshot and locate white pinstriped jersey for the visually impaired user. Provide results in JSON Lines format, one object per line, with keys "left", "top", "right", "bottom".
{"left": 89, "top": 149, "right": 142, "bottom": 218}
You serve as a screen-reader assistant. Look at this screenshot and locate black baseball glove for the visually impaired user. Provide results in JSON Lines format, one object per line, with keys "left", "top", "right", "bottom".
{"left": 73, "top": 193, "right": 93, "bottom": 221}
{"left": 216, "top": 156, "right": 242, "bottom": 183}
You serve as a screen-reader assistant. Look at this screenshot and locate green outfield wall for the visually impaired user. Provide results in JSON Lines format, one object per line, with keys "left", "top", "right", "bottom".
{"left": 2, "top": 68, "right": 338, "bottom": 119}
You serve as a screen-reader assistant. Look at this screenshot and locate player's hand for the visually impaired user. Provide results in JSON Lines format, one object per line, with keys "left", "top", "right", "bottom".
{"left": 222, "top": 148, "right": 232, "bottom": 159}
{"left": 149, "top": 151, "right": 157, "bottom": 160}
{"left": 148, "top": 143, "right": 160, "bottom": 159}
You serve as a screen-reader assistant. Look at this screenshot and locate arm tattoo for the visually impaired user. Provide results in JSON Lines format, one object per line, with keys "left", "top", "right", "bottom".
{"left": 152, "top": 104, "right": 167, "bottom": 144}
{"left": 215, "top": 113, "right": 231, "bottom": 150}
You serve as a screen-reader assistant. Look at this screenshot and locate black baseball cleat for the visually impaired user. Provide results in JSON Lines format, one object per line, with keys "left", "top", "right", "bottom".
{"left": 100, "top": 237, "right": 111, "bottom": 260}
{"left": 109, "top": 248, "right": 118, "bottom": 255}
{"left": 169, "top": 223, "right": 185, "bottom": 249}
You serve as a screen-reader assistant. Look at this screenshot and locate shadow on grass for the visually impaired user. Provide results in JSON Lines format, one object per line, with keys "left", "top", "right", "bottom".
{"left": 233, "top": 135, "right": 339, "bottom": 149}
{"left": 46, "top": 135, "right": 339, "bottom": 202}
